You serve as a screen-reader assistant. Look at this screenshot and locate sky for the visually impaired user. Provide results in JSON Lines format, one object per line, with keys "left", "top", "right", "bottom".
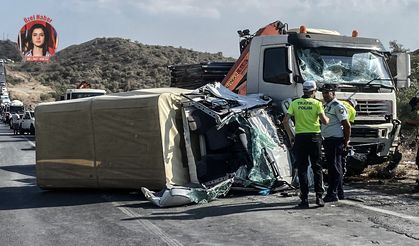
{"left": 1, "top": 0, "right": 418, "bottom": 58}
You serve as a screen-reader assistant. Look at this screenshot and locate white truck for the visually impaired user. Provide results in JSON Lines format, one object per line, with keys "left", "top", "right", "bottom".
{"left": 64, "top": 88, "right": 107, "bottom": 100}
{"left": 8, "top": 100, "right": 24, "bottom": 113}
{"left": 174, "top": 21, "right": 411, "bottom": 174}
{"left": 62, "top": 81, "right": 106, "bottom": 100}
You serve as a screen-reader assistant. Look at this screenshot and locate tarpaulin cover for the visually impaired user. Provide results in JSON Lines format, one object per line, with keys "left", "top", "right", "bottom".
{"left": 36, "top": 88, "right": 190, "bottom": 189}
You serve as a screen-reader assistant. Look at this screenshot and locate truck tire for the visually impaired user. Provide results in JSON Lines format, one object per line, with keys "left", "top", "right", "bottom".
{"left": 345, "top": 156, "right": 368, "bottom": 176}
{"left": 30, "top": 124, "right": 35, "bottom": 135}
{"left": 386, "top": 150, "right": 402, "bottom": 171}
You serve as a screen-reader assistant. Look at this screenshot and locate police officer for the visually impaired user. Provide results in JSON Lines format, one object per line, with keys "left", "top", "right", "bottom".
{"left": 321, "top": 84, "right": 351, "bottom": 202}
{"left": 284, "top": 80, "right": 329, "bottom": 208}
{"left": 406, "top": 96, "right": 419, "bottom": 192}
{"left": 341, "top": 98, "right": 357, "bottom": 124}
{"left": 339, "top": 97, "right": 357, "bottom": 198}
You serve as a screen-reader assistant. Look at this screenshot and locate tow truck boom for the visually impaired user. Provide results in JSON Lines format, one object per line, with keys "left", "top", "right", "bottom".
{"left": 221, "top": 20, "right": 287, "bottom": 94}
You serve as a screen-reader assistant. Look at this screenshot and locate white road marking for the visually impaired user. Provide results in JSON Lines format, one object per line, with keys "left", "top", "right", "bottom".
{"left": 108, "top": 199, "right": 183, "bottom": 246}
{"left": 340, "top": 199, "right": 419, "bottom": 224}
{"left": 22, "top": 135, "right": 36, "bottom": 147}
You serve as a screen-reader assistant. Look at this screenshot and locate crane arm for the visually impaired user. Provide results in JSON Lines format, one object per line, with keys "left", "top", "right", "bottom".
{"left": 221, "top": 21, "right": 286, "bottom": 93}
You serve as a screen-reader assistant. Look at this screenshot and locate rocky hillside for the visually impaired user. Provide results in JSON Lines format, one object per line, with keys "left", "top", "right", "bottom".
{"left": 2, "top": 38, "right": 234, "bottom": 98}
{"left": 0, "top": 40, "right": 23, "bottom": 62}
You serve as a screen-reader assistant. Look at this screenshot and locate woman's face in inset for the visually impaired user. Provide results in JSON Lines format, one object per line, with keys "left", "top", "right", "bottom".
{"left": 32, "top": 28, "right": 45, "bottom": 48}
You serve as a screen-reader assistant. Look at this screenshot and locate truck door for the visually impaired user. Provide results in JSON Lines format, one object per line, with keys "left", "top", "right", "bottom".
{"left": 253, "top": 45, "right": 299, "bottom": 105}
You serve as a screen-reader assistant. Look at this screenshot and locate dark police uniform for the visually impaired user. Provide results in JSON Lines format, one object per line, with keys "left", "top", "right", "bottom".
{"left": 288, "top": 96, "right": 325, "bottom": 201}
{"left": 322, "top": 98, "right": 348, "bottom": 200}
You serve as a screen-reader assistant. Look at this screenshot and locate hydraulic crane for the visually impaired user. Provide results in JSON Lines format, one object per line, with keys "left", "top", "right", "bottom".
{"left": 221, "top": 20, "right": 287, "bottom": 94}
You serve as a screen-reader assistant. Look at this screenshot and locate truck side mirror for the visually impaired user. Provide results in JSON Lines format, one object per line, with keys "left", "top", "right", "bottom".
{"left": 389, "top": 53, "right": 411, "bottom": 88}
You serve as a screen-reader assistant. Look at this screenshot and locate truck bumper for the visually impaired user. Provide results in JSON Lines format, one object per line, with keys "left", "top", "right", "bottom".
{"left": 349, "top": 120, "right": 401, "bottom": 164}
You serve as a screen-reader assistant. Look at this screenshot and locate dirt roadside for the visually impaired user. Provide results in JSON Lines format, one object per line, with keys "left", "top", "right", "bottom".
{"left": 347, "top": 145, "right": 418, "bottom": 197}
{"left": 5, "top": 68, "right": 55, "bottom": 108}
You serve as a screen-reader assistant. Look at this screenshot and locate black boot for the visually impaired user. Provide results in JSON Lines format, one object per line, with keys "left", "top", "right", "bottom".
{"left": 298, "top": 198, "right": 309, "bottom": 208}
{"left": 324, "top": 194, "right": 338, "bottom": 202}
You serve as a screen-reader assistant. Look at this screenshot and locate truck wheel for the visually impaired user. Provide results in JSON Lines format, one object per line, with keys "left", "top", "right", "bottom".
{"left": 345, "top": 156, "right": 367, "bottom": 176}
{"left": 386, "top": 150, "right": 402, "bottom": 171}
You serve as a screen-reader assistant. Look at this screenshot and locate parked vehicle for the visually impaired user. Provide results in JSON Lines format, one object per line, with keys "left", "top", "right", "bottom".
{"left": 0, "top": 94, "right": 10, "bottom": 105}
{"left": 19, "top": 111, "right": 35, "bottom": 135}
{"left": 8, "top": 100, "right": 24, "bottom": 114}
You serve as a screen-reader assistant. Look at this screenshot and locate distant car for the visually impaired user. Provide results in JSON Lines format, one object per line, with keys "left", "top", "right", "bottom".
{"left": 1, "top": 94, "right": 10, "bottom": 106}
{"left": 1, "top": 98, "right": 10, "bottom": 105}
{"left": 19, "top": 111, "right": 35, "bottom": 135}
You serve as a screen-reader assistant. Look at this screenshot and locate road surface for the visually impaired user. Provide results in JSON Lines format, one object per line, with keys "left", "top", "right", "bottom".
{"left": 0, "top": 123, "right": 418, "bottom": 245}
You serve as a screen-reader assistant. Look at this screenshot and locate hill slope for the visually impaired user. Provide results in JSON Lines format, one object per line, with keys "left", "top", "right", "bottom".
{"left": 5, "top": 38, "right": 235, "bottom": 97}
{"left": 0, "top": 40, "right": 22, "bottom": 62}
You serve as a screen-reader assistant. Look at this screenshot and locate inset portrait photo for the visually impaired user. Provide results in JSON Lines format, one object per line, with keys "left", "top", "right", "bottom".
{"left": 18, "top": 17, "right": 58, "bottom": 62}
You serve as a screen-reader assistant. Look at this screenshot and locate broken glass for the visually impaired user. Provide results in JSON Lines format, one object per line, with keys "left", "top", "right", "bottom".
{"left": 188, "top": 178, "right": 234, "bottom": 204}
{"left": 296, "top": 48, "right": 392, "bottom": 87}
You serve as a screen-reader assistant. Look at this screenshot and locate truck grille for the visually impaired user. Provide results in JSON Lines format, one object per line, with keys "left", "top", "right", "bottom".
{"left": 356, "top": 100, "right": 391, "bottom": 117}
{"left": 351, "top": 128, "right": 379, "bottom": 138}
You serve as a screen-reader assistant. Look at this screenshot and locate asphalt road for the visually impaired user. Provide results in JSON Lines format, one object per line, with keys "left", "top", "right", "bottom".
{"left": 0, "top": 123, "right": 418, "bottom": 246}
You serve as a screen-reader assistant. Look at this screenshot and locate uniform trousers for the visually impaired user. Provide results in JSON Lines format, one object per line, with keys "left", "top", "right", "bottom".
{"left": 294, "top": 133, "right": 324, "bottom": 198}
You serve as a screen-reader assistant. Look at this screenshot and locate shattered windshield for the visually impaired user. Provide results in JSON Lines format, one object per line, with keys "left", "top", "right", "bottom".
{"left": 296, "top": 48, "right": 392, "bottom": 86}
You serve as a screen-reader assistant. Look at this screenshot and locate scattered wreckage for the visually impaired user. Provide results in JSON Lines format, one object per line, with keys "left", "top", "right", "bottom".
{"left": 36, "top": 83, "right": 294, "bottom": 207}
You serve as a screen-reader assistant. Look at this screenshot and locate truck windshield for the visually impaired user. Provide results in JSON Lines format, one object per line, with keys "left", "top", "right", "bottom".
{"left": 296, "top": 48, "right": 392, "bottom": 87}
{"left": 69, "top": 92, "right": 105, "bottom": 99}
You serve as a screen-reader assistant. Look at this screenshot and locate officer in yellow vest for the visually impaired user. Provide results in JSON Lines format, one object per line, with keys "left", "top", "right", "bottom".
{"left": 339, "top": 97, "right": 357, "bottom": 198}
{"left": 283, "top": 80, "right": 329, "bottom": 208}
{"left": 341, "top": 98, "right": 357, "bottom": 124}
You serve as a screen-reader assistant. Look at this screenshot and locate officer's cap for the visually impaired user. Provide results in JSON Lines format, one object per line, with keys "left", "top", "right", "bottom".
{"left": 321, "top": 84, "right": 337, "bottom": 92}
{"left": 348, "top": 97, "right": 358, "bottom": 107}
{"left": 303, "top": 80, "right": 317, "bottom": 92}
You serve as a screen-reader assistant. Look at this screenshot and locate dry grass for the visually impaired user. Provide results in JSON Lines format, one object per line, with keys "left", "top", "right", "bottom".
{"left": 6, "top": 68, "right": 55, "bottom": 108}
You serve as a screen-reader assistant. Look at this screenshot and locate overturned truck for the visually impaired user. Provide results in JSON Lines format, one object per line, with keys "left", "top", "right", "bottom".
{"left": 36, "top": 84, "right": 293, "bottom": 205}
